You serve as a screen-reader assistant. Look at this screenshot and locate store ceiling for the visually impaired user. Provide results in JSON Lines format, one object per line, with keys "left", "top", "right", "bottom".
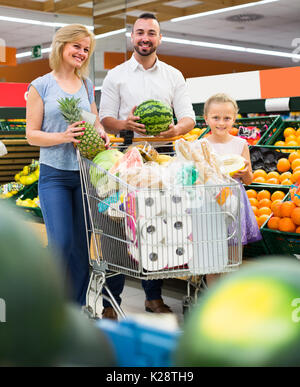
{"left": 0, "top": 0, "right": 299, "bottom": 68}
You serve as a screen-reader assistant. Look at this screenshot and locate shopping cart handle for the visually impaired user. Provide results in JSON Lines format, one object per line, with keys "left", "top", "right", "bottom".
{"left": 110, "top": 136, "right": 183, "bottom": 144}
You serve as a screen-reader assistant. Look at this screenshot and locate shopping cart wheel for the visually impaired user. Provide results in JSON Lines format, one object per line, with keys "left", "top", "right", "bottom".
{"left": 82, "top": 305, "right": 99, "bottom": 320}
{"left": 182, "top": 296, "right": 193, "bottom": 315}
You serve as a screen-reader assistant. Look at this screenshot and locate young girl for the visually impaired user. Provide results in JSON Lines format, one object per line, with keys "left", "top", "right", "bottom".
{"left": 204, "top": 92, "right": 262, "bottom": 247}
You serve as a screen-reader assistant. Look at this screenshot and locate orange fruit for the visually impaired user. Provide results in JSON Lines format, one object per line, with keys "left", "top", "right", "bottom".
{"left": 251, "top": 206, "right": 258, "bottom": 216}
{"left": 271, "top": 200, "right": 282, "bottom": 217}
{"left": 293, "top": 165, "right": 300, "bottom": 173}
{"left": 271, "top": 191, "right": 286, "bottom": 202}
{"left": 292, "top": 169, "right": 300, "bottom": 183}
{"left": 291, "top": 207, "right": 300, "bottom": 226}
{"left": 258, "top": 198, "right": 272, "bottom": 209}
{"left": 281, "top": 178, "right": 293, "bottom": 186}
{"left": 278, "top": 217, "right": 296, "bottom": 233}
{"left": 274, "top": 141, "right": 285, "bottom": 147}
{"left": 249, "top": 197, "right": 259, "bottom": 207}
{"left": 253, "top": 176, "right": 266, "bottom": 183}
{"left": 230, "top": 127, "right": 239, "bottom": 136}
{"left": 296, "top": 226, "right": 300, "bottom": 233}
{"left": 291, "top": 159, "right": 300, "bottom": 171}
{"left": 246, "top": 189, "right": 257, "bottom": 199}
{"left": 257, "top": 190, "right": 271, "bottom": 201}
{"left": 267, "top": 216, "right": 280, "bottom": 230}
{"left": 280, "top": 201, "right": 296, "bottom": 217}
{"left": 257, "top": 207, "right": 272, "bottom": 216}
{"left": 277, "top": 158, "right": 291, "bottom": 173}
{"left": 267, "top": 171, "right": 280, "bottom": 180}
{"left": 279, "top": 171, "right": 292, "bottom": 182}
{"left": 253, "top": 169, "right": 268, "bottom": 179}
{"left": 257, "top": 214, "right": 269, "bottom": 227}
{"left": 296, "top": 128, "right": 300, "bottom": 137}
{"left": 285, "top": 135, "right": 297, "bottom": 143}
{"left": 284, "top": 127, "right": 296, "bottom": 138}
{"left": 288, "top": 152, "right": 300, "bottom": 164}
{"left": 266, "top": 177, "right": 280, "bottom": 185}
{"left": 285, "top": 140, "right": 298, "bottom": 148}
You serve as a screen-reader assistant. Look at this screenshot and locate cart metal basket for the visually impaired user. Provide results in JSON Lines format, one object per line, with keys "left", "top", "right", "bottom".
{"left": 78, "top": 138, "right": 242, "bottom": 319}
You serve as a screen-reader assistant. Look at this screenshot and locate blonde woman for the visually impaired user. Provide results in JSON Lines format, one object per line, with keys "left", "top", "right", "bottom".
{"left": 26, "top": 24, "right": 109, "bottom": 305}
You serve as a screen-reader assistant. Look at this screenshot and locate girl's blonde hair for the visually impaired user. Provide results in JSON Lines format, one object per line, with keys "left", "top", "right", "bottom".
{"left": 203, "top": 93, "right": 239, "bottom": 117}
{"left": 49, "top": 24, "right": 95, "bottom": 79}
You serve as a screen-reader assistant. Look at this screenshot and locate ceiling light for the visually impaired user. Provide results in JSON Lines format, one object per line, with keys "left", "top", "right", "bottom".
{"left": 160, "top": 36, "right": 300, "bottom": 60}
{"left": 16, "top": 47, "right": 51, "bottom": 59}
{"left": 171, "top": 0, "right": 280, "bottom": 22}
{"left": 0, "top": 15, "right": 93, "bottom": 29}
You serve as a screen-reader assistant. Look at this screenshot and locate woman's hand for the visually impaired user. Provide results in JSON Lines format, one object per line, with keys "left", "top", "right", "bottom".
{"left": 64, "top": 121, "right": 86, "bottom": 144}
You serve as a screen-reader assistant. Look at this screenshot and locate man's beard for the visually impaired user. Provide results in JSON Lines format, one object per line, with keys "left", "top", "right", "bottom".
{"left": 134, "top": 43, "right": 156, "bottom": 57}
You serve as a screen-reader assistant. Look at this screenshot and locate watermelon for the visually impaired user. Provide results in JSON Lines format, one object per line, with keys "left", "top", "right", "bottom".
{"left": 174, "top": 257, "right": 300, "bottom": 367}
{"left": 134, "top": 99, "right": 173, "bottom": 136}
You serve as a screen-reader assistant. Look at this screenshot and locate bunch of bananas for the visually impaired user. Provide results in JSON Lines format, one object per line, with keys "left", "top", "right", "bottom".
{"left": 15, "top": 160, "right": 40, "bottom": 185}
{"left": 16, "top": 196, "right": 40, "bottom": 208}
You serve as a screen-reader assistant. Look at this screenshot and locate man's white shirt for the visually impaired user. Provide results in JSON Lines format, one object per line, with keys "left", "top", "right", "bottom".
{"left": 99, "top": 54, "right": 195, "bottom": 126}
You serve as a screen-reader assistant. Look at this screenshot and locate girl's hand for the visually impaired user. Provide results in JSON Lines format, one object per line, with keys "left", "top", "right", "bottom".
{"left": 64, "top": 121, "right": 86, "bottom": 144}
{"left": 232, "top": 159, "right": 250, "bottom": 180}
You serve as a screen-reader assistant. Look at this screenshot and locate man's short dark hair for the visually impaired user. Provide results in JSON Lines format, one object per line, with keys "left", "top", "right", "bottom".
{"left": 138, "top": 13, "right": 158, "bottom": 22}
{"left": 135, "top": 12, "right": 160, "bottom": 29}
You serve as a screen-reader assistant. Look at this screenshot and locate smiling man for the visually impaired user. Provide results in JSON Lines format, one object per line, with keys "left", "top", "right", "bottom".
{"left": 99, "top": 13, "right": 195, "bottom": 320}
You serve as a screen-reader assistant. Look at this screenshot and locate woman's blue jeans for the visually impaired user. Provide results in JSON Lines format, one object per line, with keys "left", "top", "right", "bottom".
{"left": 38, "top": 164, "right": 90, "bottom": 306}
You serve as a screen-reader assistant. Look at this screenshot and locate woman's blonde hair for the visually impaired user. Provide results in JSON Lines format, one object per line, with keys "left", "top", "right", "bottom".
{"left": 203, "top": 93, "right": 239, "bottom": 117}
{"left": 49, "top": 24, "right": 95, "bottom": 79}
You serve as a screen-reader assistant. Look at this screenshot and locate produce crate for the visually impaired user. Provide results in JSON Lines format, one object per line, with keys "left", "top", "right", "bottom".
{"left": 264, "top": 120, "right": 300, "bottom": 151}
{"left": 243, "top": 185, "right": 289, "bottom": 258}
{"left": 260, "top": 192, "right": 300, "bottom": 256}
{"left": 0, "top": 120, "right": 26, "bottom": 135}
{"left": 197, "top": 115, "right": 282, "bottom": 145}
{"left": 14, "top": 181, "right": 43, "bottom": 219}
{"left": 250, "top": 146, "right": 289, "bottom": 174}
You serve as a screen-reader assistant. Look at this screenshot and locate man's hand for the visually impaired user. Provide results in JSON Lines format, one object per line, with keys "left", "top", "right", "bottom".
{"left": 124, "top": 106, "right": 147, "bottom": 135}
{"left": 156, "top": 123, "right": 181, "bottom": 138}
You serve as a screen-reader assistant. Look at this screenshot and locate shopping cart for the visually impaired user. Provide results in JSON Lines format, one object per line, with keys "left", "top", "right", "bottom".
{"left": 77, "top": 137, "right": 242, "bottom": 319}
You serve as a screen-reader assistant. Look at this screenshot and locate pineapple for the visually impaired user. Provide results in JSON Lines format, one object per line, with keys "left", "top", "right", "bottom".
{"left": 58, "top": 96, "right": 105, "bottom": 160}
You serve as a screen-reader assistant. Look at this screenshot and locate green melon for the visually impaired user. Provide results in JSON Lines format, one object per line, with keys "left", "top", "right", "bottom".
{"left": 174, "top": 257, "right": 300, "bottom": 367}
{"left": 0, "top": 202, "right": 67, "bottom": 366}
{"left": 134, "top": 99, "right": 173, "bottom": 136}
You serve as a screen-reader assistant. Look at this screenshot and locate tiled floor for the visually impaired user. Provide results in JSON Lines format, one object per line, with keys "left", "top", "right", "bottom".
{"left": 89, "top": 276, "right": 202, "bottom": 327}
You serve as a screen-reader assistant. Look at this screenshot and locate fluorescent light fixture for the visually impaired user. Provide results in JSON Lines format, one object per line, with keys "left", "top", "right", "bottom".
{"left": 171, "top": 0, "right": 280, "bottom": 22}
{"left": 95, "top": 28, "right": 127, "bottom": 40}
{"left": 16, "top": 47, "right": 51, "bottom": 58}
{"left": 161, "top": 36, "right": 300, "bottom": 60}
{"left": 0, "top": 15, "right": 93, "bottom": 29}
